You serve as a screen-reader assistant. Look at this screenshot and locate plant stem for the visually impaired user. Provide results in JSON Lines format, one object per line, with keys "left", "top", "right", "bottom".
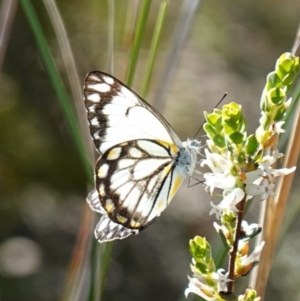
{"left": 227, "top": 195, "right": 247, "bottom": 292}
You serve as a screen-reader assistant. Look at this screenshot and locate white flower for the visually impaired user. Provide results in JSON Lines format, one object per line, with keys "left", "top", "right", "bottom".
{"left": 258, "top": 150, "right": 281, "bottom": 178}
{"left": 212, "top": 269, "right": 231, "bottom": 292}
{"left": 213, "top": 222, "right": 222, "bottom": 233}
{"left": 204, "top": 173, "right": 237, "bottom": 194}
{"left": 259, "top": 150, "right": 296, "bottom": 179}
{"left": 201, "top": 149, "right": 232, "bottom": 174}
{"left": 245, "top": 179, "right": 275, "bottom": 198}
{"left": 240, "top": 241, "right": 265, "bottom": 267}
{"left": 241, "top": 221, "right": 261, "bottom": 238}
{"left": 185, "top": 276, "right": 217, "bottom": 300}
{"left": 190, "top": 260, "right": 207, "bottom": 282}
{"left": 285, "top": 97, "right": 292, "bottom": 109}
{"left": 209, "top": 188, "right": 245, "bottom": 219}
{"left": 274, "top": 121, "right": 285, "bottom": 134}
{"left": 263, "top": 149, "right": 282, "bottom": 165}
{"left": 243, "top": 151, "right": 296, "bottom": 198}
{"left": 209, "top": 202, "right": 223, "bottom": 220}
{"left": 202, "top": 145, "right": 296, "bottom": 207}
{"left": 244, "top": 169, "right": 264, "bottom": 184}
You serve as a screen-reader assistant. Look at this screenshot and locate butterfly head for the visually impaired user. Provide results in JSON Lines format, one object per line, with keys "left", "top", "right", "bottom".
{"left": 178, "top": 138, "right": 201, "bottom": 177}
{"left": 185, "top": 138, "right": 201, "bottom": 151}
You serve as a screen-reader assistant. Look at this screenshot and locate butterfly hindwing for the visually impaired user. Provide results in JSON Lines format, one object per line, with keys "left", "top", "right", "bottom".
{"left": 83, "top": 71, "right": 182, "bottom": 154}
{"left": 94, "top": 214, "right": 139, "bottom": 242}
{"left": 87, "top": 139, "right": 185, "bottom": 242}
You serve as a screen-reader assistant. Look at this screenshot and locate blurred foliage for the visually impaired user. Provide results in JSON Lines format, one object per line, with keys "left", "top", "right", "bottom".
{"left": 0, "top": 1, "right": 300, "bottom": 301}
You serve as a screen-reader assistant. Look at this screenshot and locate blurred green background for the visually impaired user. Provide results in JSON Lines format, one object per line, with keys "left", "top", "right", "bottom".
{"left": 0, "top": 0, "right": 300, "bottom": 300}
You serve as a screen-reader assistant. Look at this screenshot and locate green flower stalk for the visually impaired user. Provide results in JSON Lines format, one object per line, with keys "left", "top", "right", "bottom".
{"left": 257, "top": 53, "right": 299, "bottom": 148}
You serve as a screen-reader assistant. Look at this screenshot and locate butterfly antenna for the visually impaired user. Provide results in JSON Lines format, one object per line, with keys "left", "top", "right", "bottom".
{"left": 193, "top": 92, "right": 228, "bottom": 140}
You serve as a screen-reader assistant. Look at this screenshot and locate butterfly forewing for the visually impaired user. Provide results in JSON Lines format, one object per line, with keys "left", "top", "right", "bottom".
{"left": 83, "top": 71, "right": 182, "bottom": 154}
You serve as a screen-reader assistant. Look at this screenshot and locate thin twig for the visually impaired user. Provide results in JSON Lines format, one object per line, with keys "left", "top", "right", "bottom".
{"left": 227, "top": 195, "right": 247, "bottom": 292}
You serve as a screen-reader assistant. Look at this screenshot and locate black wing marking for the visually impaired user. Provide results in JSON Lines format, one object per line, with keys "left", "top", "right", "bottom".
{"left": 83, "top": 71, "right": 182, "bottom": 155}
{"left": 86, "top": 139, "right": 186, "bottom": 242}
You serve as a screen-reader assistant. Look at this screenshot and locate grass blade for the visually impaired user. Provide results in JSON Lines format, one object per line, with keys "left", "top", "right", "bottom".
{"left": 19, "top": 0, "right": 93, "bottom": 183}
{"left": 42, "top": 0, "right": 95, "bottom": 166}
{"left": 153, "top": 0, "right": 201, "bottom": 112}
{"left": 141, "top": 0, "right": 168, "bottom": 98}
{"left": 126, "top": 0, "right": 151, "bottom": 86}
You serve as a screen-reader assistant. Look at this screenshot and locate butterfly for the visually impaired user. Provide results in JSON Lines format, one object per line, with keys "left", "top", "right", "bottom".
{"left": 83, "top": 71, "right": 201, "bottom": 243}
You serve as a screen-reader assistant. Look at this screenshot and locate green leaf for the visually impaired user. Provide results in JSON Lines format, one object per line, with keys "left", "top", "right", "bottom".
{"left": 213, "top": 134, "right": 226, "bottom": 148}
{"left": 195, "top": 262, "right": 209, "bottom": 274}
{"left": 281, "top": 70, "right": 297, "bottom": 86}
{"left": 204, "top": 247, "right": 212, "bottom": 264}
{"left": 294, "top": 56, "right": 300, "bottom": 73}
{"left": 206, "top": 112, "right": 222, "bottom": 127}
{"left": 266, "top": 71, "right": 282, "bottom": 89}
{"left": 203, "top": 124, "right": 217, "bottom": 139}
{"left": 237, "top": 150, "right": 246, "bottom": 164}
{"left": 268, "top": 87, "right": 285, "bottom": 105}
{"left": 219, "top": 229, "right": 230, "bottom": 252}
{"left": 285, "top": 82, "right": 294, "bottom": 94}
{"left": 223, "top": 102, "right": 242, "bottom": 120}
{"left": 223, "top": 119, "right": 237, "bottom": 133}
{"left": 229, "top": 131, "right": 244, "bottom": 144}
{"left": 222, "top": 103, "right": 243, "bottom": 132}
{"left": 277, "top": 58, "right": 294, "bottom": 77}
{"left": 274, "top": 105, "right": 287, "bottom": 121}
{"left": 215, "top": 115, "right": 224, "bottom": 132}
{"left": 252, "top": 149, "right": 263, "bottom": 162}
{"left": 245, "top": 135, "right": 258, "bottom": 155}
{"left": 189, "top": 236, "right": 207, "bottom": 259}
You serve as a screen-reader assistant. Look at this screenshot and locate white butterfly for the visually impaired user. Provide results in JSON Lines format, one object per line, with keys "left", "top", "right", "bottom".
{"left": 84, "top": 71, "right": 200, "bottom": 243}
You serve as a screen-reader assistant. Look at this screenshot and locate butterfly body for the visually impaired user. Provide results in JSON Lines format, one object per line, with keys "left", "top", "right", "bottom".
{"left": 84, "top": 71, "right": 200, "bottom": 242}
